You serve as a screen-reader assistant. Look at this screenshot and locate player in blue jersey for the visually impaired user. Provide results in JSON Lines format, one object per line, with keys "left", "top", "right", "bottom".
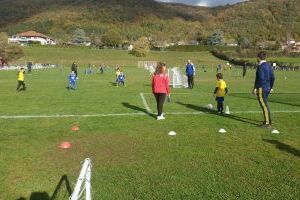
{"left": 253, "top": 51, "right": 275, "bottom": 128}
{"left": 117, "top": 71, "right": 125, "bottom": 87}
{"left": 68, "top": 71, "right": 77, "bottom": 90}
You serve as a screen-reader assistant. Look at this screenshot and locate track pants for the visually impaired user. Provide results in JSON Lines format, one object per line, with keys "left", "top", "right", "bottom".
{"left": 16, "top": 81, "right": 26, "bottom": 91}
{"left": 154, "top": 93, "right": 166, "bottom": 116}
{"left": 187, "top": 75, "right": 194, "bottom": 88}
{"left": 257, "top": 88, "right": 271, "bottom": 124}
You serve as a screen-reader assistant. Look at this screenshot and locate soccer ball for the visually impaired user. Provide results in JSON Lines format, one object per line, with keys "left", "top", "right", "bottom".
{"left": 207, "top": 104, "right": 213, "bottom": 109}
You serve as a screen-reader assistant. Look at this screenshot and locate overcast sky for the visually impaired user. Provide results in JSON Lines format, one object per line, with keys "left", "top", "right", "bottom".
{"left": 157, "top": 0, "right": 248, "bottom": 7}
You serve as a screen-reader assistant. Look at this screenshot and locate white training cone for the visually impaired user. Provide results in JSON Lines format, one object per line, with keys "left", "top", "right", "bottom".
{"left": 168, "top": 131, "right": 177, "bottom": 136}
{"left": 218, "top": 128, "right": 227, "bottom": 133}
{"left": 225, "top": 105, "right": 230, "bottom": 114}
{"left": 271, "top": 129, "right": 280, "bottom": 134}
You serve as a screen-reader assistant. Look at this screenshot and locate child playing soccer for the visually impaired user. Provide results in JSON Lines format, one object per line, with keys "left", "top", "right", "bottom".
{"left": 115, "top": 66, "right": 121, "bottom": 83}
{"left": 68, "top": 71, "right": 77, "bottom": 90}
{"left": 16, "top": 67, "right": 26, "bottom": 91}
{"left": 213, "top": 73, "right": 228, "bottom": 113}
{"left": 117, "top": 71, "right": 125, "bottom": 86}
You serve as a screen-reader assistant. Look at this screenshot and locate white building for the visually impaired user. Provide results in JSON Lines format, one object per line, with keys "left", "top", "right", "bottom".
{"left": 9, "top": 30, "right": 56, "bottom": 45}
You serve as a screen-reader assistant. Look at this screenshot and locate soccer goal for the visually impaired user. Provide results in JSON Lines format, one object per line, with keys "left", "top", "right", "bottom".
{"left": 137, "top": 61, "right": 157, "bottom": 69}
{"left": 70, "top": 158, "right": 92, "bottom": 200}
{"left": 168, "top": 67, "right": 188, "bottom": 88}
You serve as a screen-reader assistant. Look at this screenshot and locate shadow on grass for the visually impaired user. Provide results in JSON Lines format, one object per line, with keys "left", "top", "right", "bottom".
{"left": 122, "top": 102, "right": 156, "bottom": 119}
{"left": 109, "top": 81, "right": 117, "bottom": 86}
{"left": 229, "top": 93, "right": 300, "bottom": 108}
{"left": 16, "top": 174, "right": 72, "bottom": 200}
{"left": 263, "top": 139, "right": 300, "bottom": 158}
{"left": 177, "top": 101, "right": 260, "bottom": 126}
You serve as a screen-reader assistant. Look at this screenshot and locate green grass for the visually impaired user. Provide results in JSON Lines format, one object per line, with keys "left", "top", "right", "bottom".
{"left": 0, "top": 48, "right": 300, "bottom": 200}
{"left": 12, "top": 46, "right": 224, "bottom": 68}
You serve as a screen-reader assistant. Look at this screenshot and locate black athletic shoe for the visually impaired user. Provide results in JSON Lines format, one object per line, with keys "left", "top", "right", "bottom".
{"left": 259, "top": 123, "right": 272, "bottom": 128}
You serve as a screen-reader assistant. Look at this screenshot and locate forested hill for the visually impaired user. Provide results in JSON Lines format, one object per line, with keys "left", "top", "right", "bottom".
{"left": 0, "top": 0, "right": 299, "bottom": 44}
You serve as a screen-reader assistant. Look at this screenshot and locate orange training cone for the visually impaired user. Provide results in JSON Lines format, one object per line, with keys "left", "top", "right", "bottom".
{"left": 71, "top": 124, "right": 80, "bottom": 131}
{"left": 59, "top": 141, "right": 72, "bottom": 149}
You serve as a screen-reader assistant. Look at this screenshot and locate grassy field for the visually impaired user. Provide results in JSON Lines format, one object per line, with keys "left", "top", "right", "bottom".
{"left": 12, "top": 46, "right": 224, "bottom": 68}
{"left": 0, "top": 48, "right": 300, "bottom": 200}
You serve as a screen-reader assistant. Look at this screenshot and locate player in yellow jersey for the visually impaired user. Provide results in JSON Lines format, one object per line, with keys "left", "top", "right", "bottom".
{"left": 213, "top": 73, "right": 228, "bottom": 113}
{"left": 16, "top": 67, "right": 26, "bottom": 91}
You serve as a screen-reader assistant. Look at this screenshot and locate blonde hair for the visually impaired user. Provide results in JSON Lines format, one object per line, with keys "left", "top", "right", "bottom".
{"left": 155, "top": 62, "right": 166, "bottom": 74}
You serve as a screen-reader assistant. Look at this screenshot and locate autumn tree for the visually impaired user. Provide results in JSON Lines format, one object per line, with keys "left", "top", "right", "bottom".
{"left": 131, "top": 36, "right": 150, "bottom": 57}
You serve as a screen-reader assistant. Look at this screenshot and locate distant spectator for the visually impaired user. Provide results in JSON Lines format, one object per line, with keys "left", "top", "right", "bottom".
{"left": 27, "top": 61, "right": 33, "bottom": 73}
{"left": 71, "top": 62, "right": 78, "bottom": 77}
{"left": 243, "top": 63, "right": 247, "bottom": 77}
{"left": 186, "top": 60, "right": 195, "bottom": 89}
{"left": 217, "top": 64, "right": 222, "bottom": 73}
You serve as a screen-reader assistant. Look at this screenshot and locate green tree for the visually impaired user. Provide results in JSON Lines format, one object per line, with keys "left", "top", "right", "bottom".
{"left": 102, "top": 30, "right": 122, "bottom": 47}
{"left": 72, "top": 28, "right": 89, "bottom": 44}
{"left": 131, "top": 36, "right": 150, "bottom": 57}
{"left": 237, "top": 37, "right": 251, "bottom": 49}
{"left": 207, "top": 30, "right": 224, "bottom": 46}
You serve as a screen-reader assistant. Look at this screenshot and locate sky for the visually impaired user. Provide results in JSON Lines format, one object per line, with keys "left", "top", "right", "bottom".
{"left": 157, "top": 0, "right": 248, "bottom": 7}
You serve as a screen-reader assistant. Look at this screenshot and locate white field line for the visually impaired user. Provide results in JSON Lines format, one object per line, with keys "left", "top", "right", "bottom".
{"left": 0, "top": 112, "right": 145, "bottom": 119}
{"left": 140, "top": 93, "right": 153, "bottom": 114}
{"left": 0, "top": 110, "right": 300, "bottom": 119}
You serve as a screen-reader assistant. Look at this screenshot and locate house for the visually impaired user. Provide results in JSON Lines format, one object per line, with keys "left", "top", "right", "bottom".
{"left": 8, "top": 31, "right": 56, "bottom": 45}
{"left": 282, "top": 40, "right": 300, "bottom": 52}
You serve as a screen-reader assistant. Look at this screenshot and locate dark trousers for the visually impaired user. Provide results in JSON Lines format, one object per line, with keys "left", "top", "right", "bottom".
{"left": 16, "top": 81, "right": 26, "bottom": 91}
{"left": 257, "top": 88, "right": 272, "bottom": 124}
{"left": 187, "top": 75, "right": 194, "bottom": 88}
{"left": 216, "top": 97, "right": 224, "bottom": 112}
{"left": 154, "top": 93, "right": 166, "bottom": 116}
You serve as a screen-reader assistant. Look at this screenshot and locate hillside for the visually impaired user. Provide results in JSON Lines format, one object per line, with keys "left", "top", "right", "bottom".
{"left": 0, "top": 0, "right": 299, "bottom": 44}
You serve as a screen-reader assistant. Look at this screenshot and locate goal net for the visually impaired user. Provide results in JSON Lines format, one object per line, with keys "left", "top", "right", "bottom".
{"left": 70, "top": 158, "right": 92, "bottom": 200}
{"left": 138, "top": 61, "right": 157, "bottom": 75}
{"left": 137, "top": 61, "right": 157, "bottom": 69}
{"left": 168, "top": 67, "right": 188, "bottom": 88}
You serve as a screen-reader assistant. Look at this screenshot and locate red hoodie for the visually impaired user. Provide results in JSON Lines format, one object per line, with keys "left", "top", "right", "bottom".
{"left": 152, "top": 73, "right": 170, "bottom": 94}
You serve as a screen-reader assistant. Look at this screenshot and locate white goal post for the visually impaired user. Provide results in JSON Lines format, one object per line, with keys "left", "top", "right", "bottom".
{"left": 168, "top": 67, "right": 188, "bottom": 88}
{"left": 70, "top": 158, "right": 92, "bottom": 200}
{"left": 137, "top": 61, "right": 157, "bottom": 69}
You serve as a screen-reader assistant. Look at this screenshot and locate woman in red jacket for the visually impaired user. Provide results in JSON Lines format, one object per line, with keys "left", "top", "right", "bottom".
{"left": 152, "top": 62, "right": 170, "bottom": 120}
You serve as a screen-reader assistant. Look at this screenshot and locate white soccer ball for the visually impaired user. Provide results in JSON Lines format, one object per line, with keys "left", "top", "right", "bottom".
{"left": 207, "top": 104, "right": 213, "bottom": 109}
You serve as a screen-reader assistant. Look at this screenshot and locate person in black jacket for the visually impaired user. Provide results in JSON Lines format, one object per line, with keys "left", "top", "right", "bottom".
{"left": 253, "top": 51, "right": 275, "bottom": 128}
{"left": 71, "top": 62, "right": 78, "bottom": 77}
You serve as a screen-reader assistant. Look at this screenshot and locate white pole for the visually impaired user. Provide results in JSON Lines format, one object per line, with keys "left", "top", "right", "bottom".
{"left": 70, "top": 158, "right": 91, "bottom": 200}
{"left": 86, "top": 163, "right": 92, "bottom": 200}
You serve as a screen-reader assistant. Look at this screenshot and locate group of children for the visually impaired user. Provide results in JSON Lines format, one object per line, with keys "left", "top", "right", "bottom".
{"left": 67, "top": 63, "right": 126, "bottom": 90}
{"left": 115, "top": 66, "right": 125, "bottom": 87}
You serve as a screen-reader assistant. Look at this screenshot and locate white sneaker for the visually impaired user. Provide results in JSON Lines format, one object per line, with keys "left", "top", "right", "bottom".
{"left": 157, "top": 115, "right": 165, "bottom": 120}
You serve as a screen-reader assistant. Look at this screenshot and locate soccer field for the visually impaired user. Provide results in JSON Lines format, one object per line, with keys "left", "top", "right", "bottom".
{"left": 0, "top": 49, "right": 300, "bottom": 199}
